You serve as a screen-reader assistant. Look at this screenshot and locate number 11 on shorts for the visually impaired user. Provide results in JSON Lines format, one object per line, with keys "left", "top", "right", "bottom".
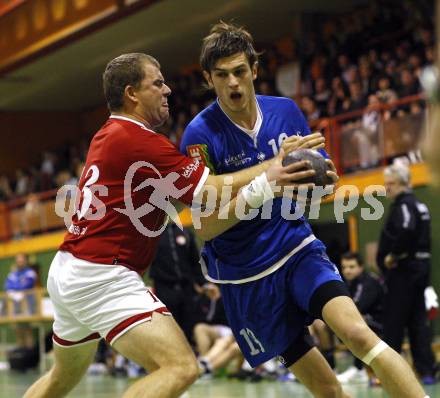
{"left": 239, "top": 328, "right": 265, "bottom": 355}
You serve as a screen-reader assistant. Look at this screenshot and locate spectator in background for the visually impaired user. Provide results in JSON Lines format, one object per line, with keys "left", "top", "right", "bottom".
{"left": 376, "top": 76, "right": 398, "bottom": 104}
{"left": 425, "top": 46, "right": 435, "bottom": 65}
{"left": 337, "top": 252, "right": 385, "bottom": 385}
{"left": 55, "top": 170, "right": 74, "bottom": 189}
{"left": 395, "top": 42, "right": 410, "bottom": 66}
{"left": 377, "top": 162, "right": 437, "bottom": 385}
{"left": 313, "top": 77, "right": 331, "bottom": 112}
{"left": 4, "top": 253, "right": 38, "bottom": 348}
{"left": 346, "top": 81, "right": 368, "bottom": 112}
{"left": 410, "top": 101, "right": 424, "bottom": 116}
{"left": 368, "top": 49, "right": 383, "bottom": 72}
{"left": 398, "top": 68, "right": 421, "bottom": 97}
{"left": 301, "top": 96, "right": 322, "bottom": 121}
{"left": 359, "top": 63, "right": 376, "bottom": 96}
{"left": 408, "top": 54, "right": 423, "bottom": 75}
{"left": 0, "top": 176, "right": 12, "bottom": 201}
{"left": 337, "top": 53, "right": 355, "bottom": 84}
{"left": 275, "top": 60, "right": 300, "bottom": 98}
{"left": 357, "top": 94, "right": 381, "bottom": 168}
{"left": 384, "top": 61, "right": 400, "bottom": 89}
{"left": 14, "top": 169, "right": 29, "bottom": 197}
{"left": 40, "top": 152, "right": 56, "bottom": 192}
{"left": 257, "top": 81, "right": 277, "bottom": 96}
{"left": 327, "top": 77, "right": 349, "bottom": 116}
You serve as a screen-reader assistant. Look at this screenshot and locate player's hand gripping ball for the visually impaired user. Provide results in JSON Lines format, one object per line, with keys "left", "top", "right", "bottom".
{"left": 282, "top": 149, "right": 332, "bottom": 186}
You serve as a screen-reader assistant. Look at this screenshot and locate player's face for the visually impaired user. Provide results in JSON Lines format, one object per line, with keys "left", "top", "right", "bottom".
{"left": 341, "top": 259, "right": 362, "bottom": 281}
{"left": 204, "top": 52, "right": 257, "bottom": 115}
{"left": 384, "top": 174, "right": 405, "bottom": 199}
{"left": 132, "top": 62, "right": 171, "bottom": 128}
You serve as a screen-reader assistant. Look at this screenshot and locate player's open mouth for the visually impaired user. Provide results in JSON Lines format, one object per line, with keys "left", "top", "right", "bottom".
{"left": 230, "top": 92, "right": 242, "bottom": 100}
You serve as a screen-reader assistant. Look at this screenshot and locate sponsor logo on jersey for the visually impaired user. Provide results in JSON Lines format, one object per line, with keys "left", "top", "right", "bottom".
{"left": 182, "top": 159, "right": 200, "bottom": 179}
{"left": 187, "top": 144, "right": 216, "bottom": 173}
{"left": 223, "top": 150, "right": 252, "bottom": 168}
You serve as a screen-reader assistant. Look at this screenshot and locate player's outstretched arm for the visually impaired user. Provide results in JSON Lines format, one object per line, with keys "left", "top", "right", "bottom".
{"left": 192, "top": 151, "right": 315, "bottom": 241}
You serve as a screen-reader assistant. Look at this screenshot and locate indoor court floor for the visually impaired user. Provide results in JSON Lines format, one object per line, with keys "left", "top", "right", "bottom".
{"left": 1, "top": 370, "right": 439, "bottom": 398}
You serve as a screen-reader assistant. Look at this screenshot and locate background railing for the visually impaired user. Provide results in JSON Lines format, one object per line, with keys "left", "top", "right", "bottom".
{"left": 310, "top": 94, "right": 425, "bottom": 173}
{"left": 0, "top": 288, "right": 53, "bottom": 323}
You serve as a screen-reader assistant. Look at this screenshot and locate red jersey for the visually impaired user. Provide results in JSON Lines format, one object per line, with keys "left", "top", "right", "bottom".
{"left": 60, "top": 116, "right": 209, "bottom": 274}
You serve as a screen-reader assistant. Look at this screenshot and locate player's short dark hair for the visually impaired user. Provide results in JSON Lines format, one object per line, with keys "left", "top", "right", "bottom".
{"left": 103, "top": 53, "right": 160, "bottom": 112}
{"left": 200, "top": 21, "right": 259, "bottom": 72}
{"left": 341, "top": 252, "right": 364, "bottom": 266}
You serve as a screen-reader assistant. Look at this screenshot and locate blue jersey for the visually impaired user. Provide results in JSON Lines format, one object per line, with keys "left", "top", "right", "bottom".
{"left": 5, "top": 267, "right": 37, "bottom": 291}
{"left": 180, "top": 95, "right": 327, "bottom": 282}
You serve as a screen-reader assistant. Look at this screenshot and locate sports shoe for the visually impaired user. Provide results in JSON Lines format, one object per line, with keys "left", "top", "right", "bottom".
{"left": 278, "top": 372, "right": 296, "bottom": 382}
{"left": 337, "top": 366, "right": 368, "bottom": 383}
{"left": 87, "top": 362, "right": 108, "bottom": 375}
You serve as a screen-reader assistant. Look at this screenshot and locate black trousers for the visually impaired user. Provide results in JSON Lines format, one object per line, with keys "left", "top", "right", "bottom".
{"left": 383, "top": 263, "right": 435, "bottom": 376}
{"left": 154, "top": 282, "right": 207, "bottom": 344}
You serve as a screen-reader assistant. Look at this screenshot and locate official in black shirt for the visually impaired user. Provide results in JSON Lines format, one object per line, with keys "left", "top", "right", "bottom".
{"left": 377, "top": 163, "right": 436, "bottom": 383}
{"left": 148, "top": 222, "right": 208, "bottom": 343}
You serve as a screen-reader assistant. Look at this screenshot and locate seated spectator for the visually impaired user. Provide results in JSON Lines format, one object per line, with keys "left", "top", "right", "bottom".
{"left": 337, "top": 252, "right": 385, "bottom": 385}
{"left": 367, "top": 49, "right": 383, "bottom": 72}
{"left": 301, "top": 96, "right": 322, "bottom": 121}
{"left": 194, "top": 292, "right": 242, "bottom": 378}
{"left": 195, "top": 323, "right": 241, "bottom": 378}
{"left": 410, "top": 100, "right": 424, "bottom": 115}
{"left": 4, "top": 253, "right": 38, "bottom": 348}
{"left": 309, "top": 319, "right": 336, "bottom": 370}
{"left": 313, "top": 77, "right": 331, "bottom": 112}
{"left": 327, "top": 77, "right": 349, "bottom": 116}
{"left": 275, "top": 60, "right": 300, "bottom": 98}
{"left": 398, "top": 68, "right": 421, "bottom": 97}
{"left": 346, "top": 81, "right": 368, "bottom": 112}
{"left": 337, "top": 53, "right": 355, "bottom": 84}
{"left": 0, "top": 175, "right": 12, "bottom": 202}
{"left": 257, "top": 80, "right": 277, "bottom": 96}
{"left": 14, "top": 169, "right": 29, "bottom": 198}
{"left": 384, "top": 61, "right": 400, "bottom": 89}
{"left": 350, "top": 94, "right": 381, "bottom": 169}
{"left": 40, "top": 152, "right": 56, "bottom": 192}
{"left": 359, "top": 63, "right": 376, "bottom": 96}
{"left": 376, "top": 76, "right": 398, "bottom": 104}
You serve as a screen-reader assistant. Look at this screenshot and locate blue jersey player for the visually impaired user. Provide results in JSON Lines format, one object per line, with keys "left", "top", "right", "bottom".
{"left": 181, "top": 22, "right": 428, "bottom": 398}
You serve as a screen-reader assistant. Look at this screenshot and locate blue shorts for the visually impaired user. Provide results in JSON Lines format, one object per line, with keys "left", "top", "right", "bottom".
{"left": 220, "top": 242, "right": 344, "bottom": 367}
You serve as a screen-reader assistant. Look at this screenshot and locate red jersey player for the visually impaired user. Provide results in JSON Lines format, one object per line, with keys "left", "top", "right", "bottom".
{"left": 24, "top": 53, "right": 315, "bottom": 398}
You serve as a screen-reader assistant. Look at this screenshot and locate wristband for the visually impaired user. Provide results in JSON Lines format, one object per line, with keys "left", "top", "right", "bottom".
{"left": 241, "top": 172, "right": 275, "bottom": 208}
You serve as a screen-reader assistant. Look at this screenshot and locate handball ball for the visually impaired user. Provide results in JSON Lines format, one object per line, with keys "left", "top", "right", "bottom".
{"left": 282, "top": 149, "right": 332, "bottom": 186}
